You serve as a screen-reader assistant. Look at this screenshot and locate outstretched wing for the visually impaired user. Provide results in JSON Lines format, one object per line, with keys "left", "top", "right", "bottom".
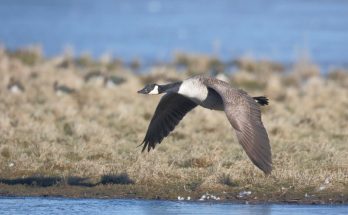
{"left": 204, "top": 79, "right": 272, "bottom": 174}
{"left": 140, "top": 93, "right": 197, "bottom": 152}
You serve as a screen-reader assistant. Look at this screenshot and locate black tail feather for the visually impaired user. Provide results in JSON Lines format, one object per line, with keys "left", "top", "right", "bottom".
{"left": 253, "top": 96, "right": 269, "bottom": 106}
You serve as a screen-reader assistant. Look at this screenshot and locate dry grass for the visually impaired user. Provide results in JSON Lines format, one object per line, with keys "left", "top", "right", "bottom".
{"left": 0, "top": 47, "right": 347, "bottom": 202}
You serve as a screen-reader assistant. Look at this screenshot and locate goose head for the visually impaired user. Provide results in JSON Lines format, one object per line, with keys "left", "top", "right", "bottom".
{"left": 137, "top": 83, "right": 162, "bottom": 95}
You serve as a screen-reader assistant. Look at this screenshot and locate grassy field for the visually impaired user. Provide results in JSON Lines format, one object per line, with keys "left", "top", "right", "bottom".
{"left": 0, "top": 47, "right": 347, "bottom": 203}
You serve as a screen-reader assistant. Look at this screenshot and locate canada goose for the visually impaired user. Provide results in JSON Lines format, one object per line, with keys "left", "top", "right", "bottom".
{"left": 84, "top": 70, "right": 105, "bottom": 87}
{"left": 53, "top": 81, "right": 76, "bottom": 96}
{"left": 104, "top": 75, "right": 126, "bottom": 88}
{"left": 84, "top": 71, "right": 126, "bottom": 88}
{"left": 7, "top": 77, "right": 25, "bottom": 94}
{"left": 138, "top": 75, "right": 272, "bottom": 174}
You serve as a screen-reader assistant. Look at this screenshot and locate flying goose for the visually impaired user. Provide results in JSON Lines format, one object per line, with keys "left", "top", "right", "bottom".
{"left": 138, "top": 75, "right": 272, "bottom": 174}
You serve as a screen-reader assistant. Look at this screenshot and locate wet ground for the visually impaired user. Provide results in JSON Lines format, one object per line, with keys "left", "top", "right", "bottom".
{"left": 0, "top": 182, "right": 346, "bottom": 204}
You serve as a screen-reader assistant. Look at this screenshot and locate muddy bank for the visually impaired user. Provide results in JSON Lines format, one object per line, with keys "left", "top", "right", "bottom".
{"left": 0, "top": 181, "right": 346, "bottom": 204}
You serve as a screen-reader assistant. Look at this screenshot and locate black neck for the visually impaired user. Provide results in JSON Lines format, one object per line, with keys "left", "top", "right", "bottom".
{"left": 158, "top": 81, "right": 182, "bottom": 93}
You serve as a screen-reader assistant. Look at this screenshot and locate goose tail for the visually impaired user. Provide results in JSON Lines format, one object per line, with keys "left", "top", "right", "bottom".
{"left": 253, "top": 96, "right": 269, "bottom": 106}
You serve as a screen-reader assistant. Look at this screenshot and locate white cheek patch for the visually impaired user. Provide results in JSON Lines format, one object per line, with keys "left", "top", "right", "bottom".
{"left": 148, "top": 85, "right": 159, "bottom": 94}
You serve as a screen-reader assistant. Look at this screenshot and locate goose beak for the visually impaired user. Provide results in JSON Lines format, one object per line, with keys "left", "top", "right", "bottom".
{"left": 137, "top": 87, "right": 147, "bottom": 94}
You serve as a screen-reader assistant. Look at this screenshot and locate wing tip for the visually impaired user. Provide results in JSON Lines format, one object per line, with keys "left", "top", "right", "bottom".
{"left": 138, "top": 140, "right": 156, "bottom": 153}
{"left": 262, "top": 164, "right": 272, "bottom": 175}
{"left": 256, "top": 154, "right": 272, "bottom": 175}
{"left": 248, "top": 150, "right": 272, "bottom": 175}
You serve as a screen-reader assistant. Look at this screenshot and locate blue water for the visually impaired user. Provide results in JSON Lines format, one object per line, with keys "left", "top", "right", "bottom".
{"left": 0, "top": 0, "right": 348, "bottom": 67}
{"left": 0, "top": 197, "right": 347, "bottom": 215}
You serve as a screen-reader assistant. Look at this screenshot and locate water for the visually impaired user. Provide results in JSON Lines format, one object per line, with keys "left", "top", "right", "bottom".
{"left": 0, "top": 0, "right": 348, "bottom": 67}
{"left": 0, "top": 197, "right": 347, "bottom": 215}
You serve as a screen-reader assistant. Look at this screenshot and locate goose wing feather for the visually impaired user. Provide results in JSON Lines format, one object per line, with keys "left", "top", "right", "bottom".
{"left": 140, "top": 93, "right": 197, "bottom": 152}
{"left": 203, "top": 78, "right": 272, "bottom": 174}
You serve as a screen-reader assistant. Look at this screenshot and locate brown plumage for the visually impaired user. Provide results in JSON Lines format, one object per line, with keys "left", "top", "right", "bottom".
{"left": 138, "top": 75, "right": 272, "bottom": 174}
{"left": 203, "top": 78, "right": 272, "bottom": 174}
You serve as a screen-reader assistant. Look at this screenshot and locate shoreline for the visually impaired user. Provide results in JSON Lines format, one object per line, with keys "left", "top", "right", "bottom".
{"left": 0, "top": 183, "right": 346, "bottom": 205}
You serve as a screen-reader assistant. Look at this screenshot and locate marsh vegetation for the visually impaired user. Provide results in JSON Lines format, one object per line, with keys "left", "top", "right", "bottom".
{"left": 0, "top": 47, "right": 347, "bottom": 203}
